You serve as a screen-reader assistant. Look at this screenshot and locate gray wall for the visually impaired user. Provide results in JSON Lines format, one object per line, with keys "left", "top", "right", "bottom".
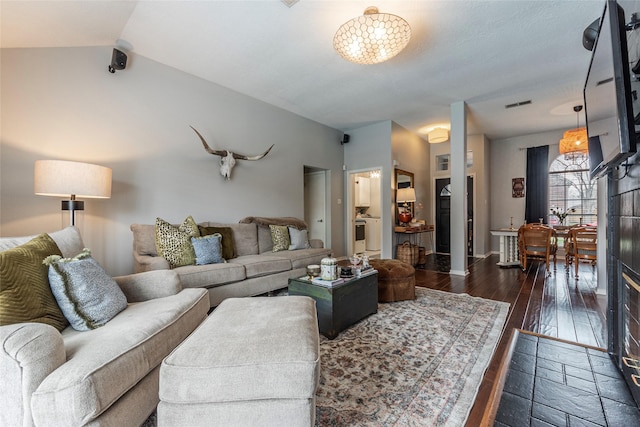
{"left": 343, "top": 121, "right": 393, "bottom": 258}
{"left": 391, "top": 121, "right": 430, "bottom": 224}
{"left": 489, "top": 129, "right": 564, "bottom": 251}
{"left": 1, "top": 46, "right": 344, "bottom": 275}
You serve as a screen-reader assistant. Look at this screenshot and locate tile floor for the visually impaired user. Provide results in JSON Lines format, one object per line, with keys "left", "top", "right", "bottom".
{"left": 494, "top": 332, "right": 640, "bottom": 426}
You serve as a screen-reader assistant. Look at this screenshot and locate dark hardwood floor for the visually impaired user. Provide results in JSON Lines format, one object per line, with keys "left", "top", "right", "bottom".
{"left": 414, "top": 254, "right": 608, "bottom": 427}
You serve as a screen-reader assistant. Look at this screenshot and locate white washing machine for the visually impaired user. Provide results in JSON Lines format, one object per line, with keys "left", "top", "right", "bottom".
{"left": 363, "top": 218, "right": 381, "bottom": 251}
{"left": 355, "top": 219, "right": 366, "bottom": 253}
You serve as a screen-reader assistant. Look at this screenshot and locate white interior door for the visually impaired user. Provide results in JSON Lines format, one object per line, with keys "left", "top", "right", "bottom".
{"left": 304, "top": 170, "right": 327, "bottom": 244}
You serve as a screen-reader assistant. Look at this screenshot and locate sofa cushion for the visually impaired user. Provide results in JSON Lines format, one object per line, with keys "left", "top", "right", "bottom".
{"left": 155, "top": 216, "right": 200, "bottom": 268}
{"left": 44, "top": 249, "right": 127, "bottom": 331}
{"left": 30, "top": 288, "right": 209, "bottom": 427}
{"left": 203, "top": 223, "right": 258, "bottom": 257}
{"left": 268, "top": 248, "right": 332, "bottom": 269}
{"left": 198, "top": 225, "right": 235, "bottom": 260}
{"left": 174, "top": 262, "right": 246, "bottom": 288}
{"left": 228, "top": 255, "right": 292, "bottom": 278}
{"left": 0, "top": 234, "right": 68, "bottom": 331}
{"left": 191, "top": 234, "right": 224, "bottom": 265}
{"left": 238, "top": 217, "right": 308, "bottom": 253}
{"left": 0, "top": 226, "right": 84, "bottom": 258}
{"left": 130, "top": 224, "right": 158, "bottom": 256}
{"left": 269, "top": 225, "right": 290, "bottom": 252}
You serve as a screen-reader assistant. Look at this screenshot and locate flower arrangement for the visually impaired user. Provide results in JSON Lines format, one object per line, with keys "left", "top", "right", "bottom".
{"left": 550, "top": 206, "right": 575, "bottom": 224}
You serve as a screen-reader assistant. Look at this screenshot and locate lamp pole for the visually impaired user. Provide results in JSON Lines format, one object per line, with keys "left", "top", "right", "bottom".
{"left": 61, "top": 195, "right": 84, "bottom": 226}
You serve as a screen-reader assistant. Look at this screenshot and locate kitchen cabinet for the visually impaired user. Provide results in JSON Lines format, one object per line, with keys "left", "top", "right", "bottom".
{"left": 355, "top": 177, "right": 370, "bottom": 207}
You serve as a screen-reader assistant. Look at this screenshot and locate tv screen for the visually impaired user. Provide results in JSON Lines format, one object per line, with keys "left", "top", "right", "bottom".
{"left": 584, "top": 0, "right": 637, "bottom": 179}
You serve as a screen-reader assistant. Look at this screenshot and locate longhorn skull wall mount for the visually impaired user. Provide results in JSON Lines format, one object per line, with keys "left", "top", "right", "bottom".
{"left": 190, "top": 126, "right": 274, "bottom": 180}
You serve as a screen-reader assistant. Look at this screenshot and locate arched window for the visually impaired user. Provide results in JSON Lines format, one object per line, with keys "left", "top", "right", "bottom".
{"left": 548, "top": 153, "right": 597, "bottom": 226}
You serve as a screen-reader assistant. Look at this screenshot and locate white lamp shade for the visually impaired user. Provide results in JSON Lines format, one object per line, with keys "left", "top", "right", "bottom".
{"left": 396, "top": 187, "right": 416, "bottom": 203}
{"left": 34, "top": 160, "right": 112, "bottom": 199}
{"left": 428, "top": 128, "right": 449, "bottom": 143}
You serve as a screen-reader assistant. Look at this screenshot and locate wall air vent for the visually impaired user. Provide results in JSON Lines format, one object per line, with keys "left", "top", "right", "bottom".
{"left": 505, "top": 100, "right": 532, "bottom": 109}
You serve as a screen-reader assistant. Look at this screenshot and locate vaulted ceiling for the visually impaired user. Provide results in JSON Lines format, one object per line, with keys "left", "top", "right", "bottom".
{"left": 1, "top": 0, "right": 612, "bottom": 140}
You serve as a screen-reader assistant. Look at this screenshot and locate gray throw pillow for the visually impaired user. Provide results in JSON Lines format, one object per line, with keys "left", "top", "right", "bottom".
{"left": 191, "top": 234, "right": 224, "bottom": 265}
{"left": 44, "top": 249, "right": 128, "bottom": 331}
{"left": 288, "top": 227, "right": 310, "bottom": 250}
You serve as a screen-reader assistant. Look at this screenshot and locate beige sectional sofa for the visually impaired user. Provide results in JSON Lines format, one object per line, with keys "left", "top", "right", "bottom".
{"left": 131, "top": 217, "right": 332, "bottom": 307}
{"left": 0, "top": 227, "right": 209, "bottom": 427}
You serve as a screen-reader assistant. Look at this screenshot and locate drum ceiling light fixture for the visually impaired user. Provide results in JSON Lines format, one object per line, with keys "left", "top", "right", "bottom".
{"left": 428, "top": 127, "right": 449, "bottom": 143}
{"left": 559, "top": 105, "right": 589, "bottom": 155}
{"left": 333, "top": 6, "right": 411, "bottom": 65}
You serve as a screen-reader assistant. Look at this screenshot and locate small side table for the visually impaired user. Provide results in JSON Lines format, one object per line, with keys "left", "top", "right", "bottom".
{"left": 490, "top": 229, "right": 520, "bottom": 267}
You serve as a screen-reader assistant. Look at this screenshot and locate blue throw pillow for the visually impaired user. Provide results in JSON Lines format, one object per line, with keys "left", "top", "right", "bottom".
{"left": 44, "top": 248, "right": 127, "bottom": 331}
{"left": 191, "top": 234, "right": 224, "bottom": 265}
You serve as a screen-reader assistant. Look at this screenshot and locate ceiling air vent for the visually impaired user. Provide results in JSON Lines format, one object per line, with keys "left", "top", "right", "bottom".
{"left": 505, "top": 100, "right": 532, "bottom": 109}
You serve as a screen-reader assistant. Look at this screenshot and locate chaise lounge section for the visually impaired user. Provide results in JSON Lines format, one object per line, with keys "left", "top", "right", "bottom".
{"left": 131, "top": 217, "right": 332, "bottom": 307}
{"left": 0, "top": 227, "right": 209, "bottom": 427}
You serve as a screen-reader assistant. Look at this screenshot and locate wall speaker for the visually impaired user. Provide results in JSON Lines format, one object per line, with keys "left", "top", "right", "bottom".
{"left": 582, "top": 18, "right": 599, "bottom": 51}
{"left": 341, "top": 134, "right": 350, "bottom": 145}
{"left": 108, "top": 48, "right": 127, "bottom": 73}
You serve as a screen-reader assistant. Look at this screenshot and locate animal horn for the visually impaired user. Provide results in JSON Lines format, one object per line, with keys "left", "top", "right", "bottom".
{"left": 190, "top": 126, "right": 227, "bottom": 157}
{"left": 232, "top": 144, "right": 275, "bottom": 161}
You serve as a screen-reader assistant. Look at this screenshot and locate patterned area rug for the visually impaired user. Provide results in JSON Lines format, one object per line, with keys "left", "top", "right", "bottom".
{"left": 142, "top": 288, "right": 508, "bottom": 426}
{"left": 315, "top": 287, "right": 509, "bottom": 426}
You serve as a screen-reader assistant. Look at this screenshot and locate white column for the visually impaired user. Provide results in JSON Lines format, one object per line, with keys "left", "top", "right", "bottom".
{"left": 450, "top": 101, "right": 469, "bottom": 276}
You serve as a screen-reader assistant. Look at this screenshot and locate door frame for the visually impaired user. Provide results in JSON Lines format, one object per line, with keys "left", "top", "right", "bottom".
{"left": 303, "top": 167, "right": 330, "bottom": 249}
{"left": 431, "top": 173, "right": 477, "bottom": 256}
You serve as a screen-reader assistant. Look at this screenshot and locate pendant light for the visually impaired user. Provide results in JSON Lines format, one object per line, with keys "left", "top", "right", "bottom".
{"left": 559, "top": 105, "right": 589, "bottom": 155}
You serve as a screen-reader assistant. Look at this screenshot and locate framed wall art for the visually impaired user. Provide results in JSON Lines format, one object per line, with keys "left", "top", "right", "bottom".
{"left": 512, "top": 177, "right": 525, "bottom": 198}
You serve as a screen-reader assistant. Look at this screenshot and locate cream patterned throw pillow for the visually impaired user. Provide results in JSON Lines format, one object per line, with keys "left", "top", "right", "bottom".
{"left": 155, "top": 216, "right": 200, "bottom": 268}
{"left": 269, "top": 224, "right": 290, "bottom": 252}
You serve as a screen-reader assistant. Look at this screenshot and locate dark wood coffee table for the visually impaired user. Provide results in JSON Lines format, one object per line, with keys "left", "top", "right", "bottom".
{"left": 288, "top": 273, "right": 378, "bottom": 339}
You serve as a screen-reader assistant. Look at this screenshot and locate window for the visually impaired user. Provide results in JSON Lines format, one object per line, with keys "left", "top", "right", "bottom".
{"left": 435, "top": 152, "right": 473, "bottom": 171}
{"left": 548, "top": 153, "right": 597, "bottom": 226}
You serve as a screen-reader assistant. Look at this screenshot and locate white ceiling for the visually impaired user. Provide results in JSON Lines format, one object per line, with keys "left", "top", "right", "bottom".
{"left": 1, "top": 0, "right": 613, "bottom": 140}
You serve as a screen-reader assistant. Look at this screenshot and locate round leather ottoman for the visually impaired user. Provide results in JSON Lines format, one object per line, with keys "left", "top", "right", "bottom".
{"left": 369, "top": 259, "right": 415, "bottom": 302}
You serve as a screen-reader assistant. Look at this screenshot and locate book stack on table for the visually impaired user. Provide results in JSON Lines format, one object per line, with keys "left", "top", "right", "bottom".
{"left": 306, "top": 268, "right": 378, "bottom": 288}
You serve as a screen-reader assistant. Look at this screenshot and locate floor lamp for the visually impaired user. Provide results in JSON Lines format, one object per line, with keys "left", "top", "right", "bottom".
{"left": 34, "top": 160, "right": 112, "bottom": 226}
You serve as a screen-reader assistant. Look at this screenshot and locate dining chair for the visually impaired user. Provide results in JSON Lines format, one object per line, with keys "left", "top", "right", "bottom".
{"left": 567, "top": 226, "right": 597, "bottom": 278}
{"left": 518, "top": 224, "right": 557, "bottom": 273}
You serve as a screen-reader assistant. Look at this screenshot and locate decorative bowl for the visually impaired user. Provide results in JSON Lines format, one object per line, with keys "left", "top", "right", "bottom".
{"left": 306, "top": 264, "right": 320, "bottom": 278}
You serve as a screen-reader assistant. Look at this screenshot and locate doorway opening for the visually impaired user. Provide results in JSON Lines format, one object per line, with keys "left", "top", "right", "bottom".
{"left": 347, "top": 168, "right": 383, "bottom": 259}
{"left": 304, "top": 166, "right": 330, "bottom": 249}
{"left": 435, "top": 176, "right": 474, "bottom": 256}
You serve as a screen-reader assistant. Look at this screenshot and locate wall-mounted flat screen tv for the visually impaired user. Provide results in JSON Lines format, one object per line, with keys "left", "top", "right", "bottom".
{"left": 584, "top": 0, "right": 637, "bottom": 180}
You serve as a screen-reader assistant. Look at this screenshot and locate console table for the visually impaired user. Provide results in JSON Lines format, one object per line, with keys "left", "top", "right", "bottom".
{"left": 490, "top": 229, "right": 520, "bottom": 267}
